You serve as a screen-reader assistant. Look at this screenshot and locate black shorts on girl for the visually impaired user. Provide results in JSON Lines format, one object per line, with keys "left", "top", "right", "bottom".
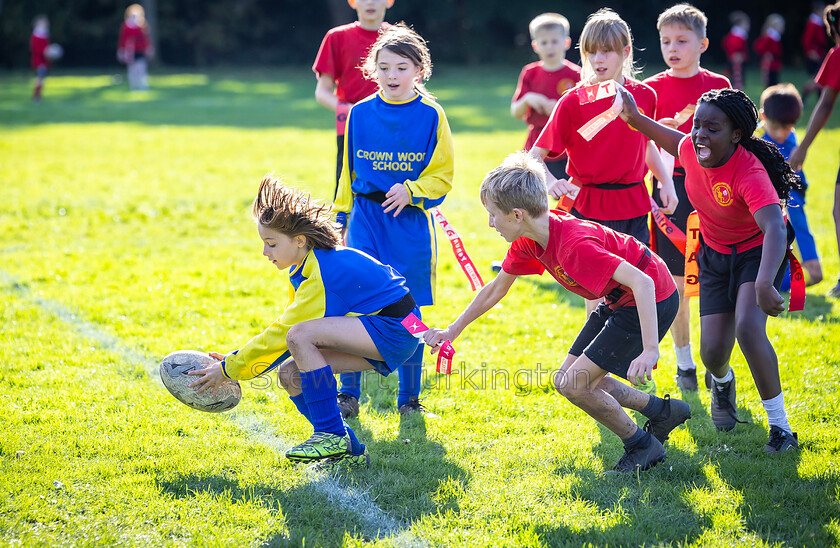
{"left": 698, "top": 240, "right": 788, "bottom": 316}
{"left": 568, "top": 290, "right": 679, "bottom": 379}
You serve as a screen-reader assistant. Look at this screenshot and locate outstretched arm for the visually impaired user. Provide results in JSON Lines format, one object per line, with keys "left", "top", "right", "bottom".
{"left": 424, "top": 270, "right": 517, "bottom": 351}
{"left": 789, "top": 86, "right": 839, "bottom": 170}
{"left": 617, "top": 87, "right": 684, "bottom": 158}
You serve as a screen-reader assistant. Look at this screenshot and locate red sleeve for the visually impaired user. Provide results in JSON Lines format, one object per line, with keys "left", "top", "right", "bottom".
{"left": 560, "top": 238, "right": 622, "bottom": 297}
{"left": 817, "top": 48, "right": 840, "bottom": 90}
{"left": 118, "top": 23, "right": 127, "bottom": 50}
{"left": 501, "top": 238, "right": 545, "bottom": 276}
{"left": 313, "top": 30, "right": 337, "bottom": 78}
{"left": 533, "top": 90, "right": 572, "bottom": 156}
{"left": 512, "top": 66, "right": 530, "bottom": 103}
{"left": 739, "top": 166, "right": 780, "bottom": 215}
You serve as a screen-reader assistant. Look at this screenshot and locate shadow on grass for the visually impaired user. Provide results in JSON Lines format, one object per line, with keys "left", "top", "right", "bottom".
{"left": 781, "top": 293, "right": 840, "bottom": 324}
{"left": 518, "top": 275, "right": 586, "bottom": 309}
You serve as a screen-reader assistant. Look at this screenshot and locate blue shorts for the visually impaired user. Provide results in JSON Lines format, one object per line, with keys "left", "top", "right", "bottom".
{"left": 359, "top": 305, "right": 423, "bottom": 376}
{"left": 347, "top": 195, "right": 437, "bottom": 306}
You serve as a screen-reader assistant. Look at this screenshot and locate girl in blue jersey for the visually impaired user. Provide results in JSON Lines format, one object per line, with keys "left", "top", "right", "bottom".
{"left": 334, "top": 23, "right": 455, "bottom": 417}
{"left": 189, "top": 175, "right": 421, "bottom": 468}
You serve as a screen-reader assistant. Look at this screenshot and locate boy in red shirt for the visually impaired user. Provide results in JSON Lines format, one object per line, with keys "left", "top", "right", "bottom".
{"left": 754, "top": 14, "right": 785, "bottom": 87}
{"left": 803, "top": 2, "right": 829, "bottom": 104}
{"left": 644, "top": 4, "right": 731, "bottom": 391}
{"left": 313, "top": 0, "right": 393, "bottom": 197}
{"left": 30, "top": 15, "right": 50, "bottom": 103}
{"left": 722, "top": 11, "right": 750, "bottom": 90}
{"left": 511, "top": 13, "right": 580, "bottom": 179}
{"left": 117, "top": 4, "right": 153, "bottom": 91}
{"left": 424, "top": 152, "right": 690, "bottom": 473}
{"left": 618, "top": 86, "right": 803, "bottom": 452}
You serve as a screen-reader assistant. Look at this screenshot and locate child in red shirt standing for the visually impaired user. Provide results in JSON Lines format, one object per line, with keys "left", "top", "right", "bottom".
{"left": 619, "top": 86, "right": 803, "bottom": 452}
{"left": 117, "top": 4, "right": 153, "bottom": 91}
{"left": 722, "top": 11, "right": 750, "bottom": 90}
{"left": 803, "top": 2, "right": 829, "bottom": 103}
{"left": 511, "top": 13, "right": 580, "bottom": 179}
{"left": 30, "top": 15, "right": 50, "bottom": 103}
{"left": 644, "top": 4, "right": 731, "bottom": 391}
{"left": 424, "top": 152, "right": 691, "bottom": 473}
{"left": 531, "top": 8, "right": 678, "bottom": 319}
{"left": 791, "top": 1, "right": 840, "bottom": 299}
{"left": 753, "top": 14, "right": 785, "bottom": 87}
{"left": 313, "top": 0, "right": 393, "bottom": 197}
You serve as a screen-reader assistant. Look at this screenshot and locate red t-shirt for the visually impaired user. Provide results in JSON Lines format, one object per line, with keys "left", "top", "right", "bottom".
{"left": 312, "top": 22, "right": 385, "bottom": 104}
{"left": 678, "top": 136, "right": 781, "bottom": 254}
{"left": 118, "top": 22, "right": 149, "bottom": 54}
{"left": 817, "top": 46, "right": 840, "bottom": 90}
{"left": 534, "top": 78, "right": 656, "bottom": 221}
{"left": 722, "top": 27, "right": 749, "bottom": 61}
{"left": 803, "top": 14, "right": 828, "bottom": 58}
{"left": 30, "top": 31, "right": 49, "bottom": 69}
{"left": 513, "top": 60, "right": 581, "bottom": 150}
{"left": 502, "top": 210, "right": 676, "bottom": 309}
{"left": 754, "top": 33, "right": 782, "bottom": 71}
{"left": 644, "top": 69, "right": 731, "bottom": 171}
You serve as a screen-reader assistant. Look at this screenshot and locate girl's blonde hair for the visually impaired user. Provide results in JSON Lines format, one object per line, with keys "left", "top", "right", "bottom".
{"left": 252, "top": 175, "right": 340, "bottom": 250}
{"left": 125, "top": 4, "right": 146, "bottom": 26}
{"left": 578, "top": 9, "right": 638, "bottom": 83}
{"left": 362, "top": 23, "right": 434, "bottom": 99}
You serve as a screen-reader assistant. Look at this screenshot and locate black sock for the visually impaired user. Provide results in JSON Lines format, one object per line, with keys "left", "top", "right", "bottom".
{"left": 622, "top": 427, "right": 649, "bottom": 449}
{"left": 641, "top": 395, "right": 667, "bottom": 419}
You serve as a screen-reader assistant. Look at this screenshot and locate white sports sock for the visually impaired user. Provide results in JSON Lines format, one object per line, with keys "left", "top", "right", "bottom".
{"left": 762, "top": 392, "right": 792, "bottom": 433}
{"left": 711, "top": 367, "right": 733, "bottom": 384}
{"left": 675, "top": 344, "right": 696, "bottom": 371}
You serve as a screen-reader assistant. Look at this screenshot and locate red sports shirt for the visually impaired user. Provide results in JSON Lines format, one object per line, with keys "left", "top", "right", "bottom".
{"left": 312, "top": 22, "right": 385, "bottom": 104}
{"left": 30, "top": 31, "right": 49, "bottom": 69}
{"left": 118, "top": 22, "right": 149, "bottom": 54}
{"left": 817, "top": 46, "right": 840, "bottom": 90}
{"left": 502, "top": 210, "right": 676, "bottom": 309}
{"left": 535, "top": 78, "right": 657, "bottom": 221}
{"left": 722, "top": 27, "right": 749, "bottom": 61}
{"left": 513, "top": 60, "right": 581, "bottom": 150}
{"left": 644, "top": 69, "right": 731, "bottom": 170}
{"left": 754, "top": 32, "right": 782, "bottom": 71}
{"left": 679, "top": 136, "right": 781, "bottom": 254}
{"left": 803, "top": 13, "right": 828, "bottom": 59}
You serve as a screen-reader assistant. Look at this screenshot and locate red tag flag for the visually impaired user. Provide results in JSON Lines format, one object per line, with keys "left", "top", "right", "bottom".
{"left": 432, "top": 208, "right": 484, "bottom": 291}
{"left": 400, "top": 313, "right": 456, "bottom": 375}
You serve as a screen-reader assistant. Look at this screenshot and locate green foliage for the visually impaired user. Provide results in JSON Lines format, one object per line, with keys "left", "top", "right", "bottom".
{"left": 1, "top": 67, "right": 840, "bottom": 546}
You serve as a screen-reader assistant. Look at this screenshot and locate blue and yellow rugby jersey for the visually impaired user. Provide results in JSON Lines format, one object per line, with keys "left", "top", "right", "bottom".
{"left": 221, "top": 246, "right": 410, "bottom": 380}
{"left": 334, "top": 91, "right": 454, "bottom": 226}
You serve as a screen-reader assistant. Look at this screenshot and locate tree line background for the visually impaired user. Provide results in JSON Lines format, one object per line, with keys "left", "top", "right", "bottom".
{"left": 0, "top": 0, "right": 826, "bottom": 70}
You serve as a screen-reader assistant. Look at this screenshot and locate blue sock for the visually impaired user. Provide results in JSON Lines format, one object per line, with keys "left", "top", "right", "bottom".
{"left": 397, "top": 342, "right": 424, "bottom": 408}
{"left": 338, "top": 372, "right": 362, "bottom": 400}
{"left": 289, "top": 393, "right": 312, "bottom": 423}
{"left": 300, "top": 366, "right": 346, "bottom": 437}
{"left": 345, "top": 423, "right": 363, "bottom": 455}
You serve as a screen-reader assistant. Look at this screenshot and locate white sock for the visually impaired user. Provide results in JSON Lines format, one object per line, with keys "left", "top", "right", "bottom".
{"left": 712, "top": 367, "right": 733, "bottom": 385}
{"left": 675, "top": 344, "right": 696, "bottom": 371}
{"left": 762, "top": 392, "right": 792, "bottom": 433}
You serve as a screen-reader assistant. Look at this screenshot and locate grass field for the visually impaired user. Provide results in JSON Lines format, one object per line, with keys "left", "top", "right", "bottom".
{"left": 2, "top": 65, "right": 840, "bottom": 547}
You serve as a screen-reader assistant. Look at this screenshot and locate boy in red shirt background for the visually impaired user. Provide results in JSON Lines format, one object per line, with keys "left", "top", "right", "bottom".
{"left": 30, "top": 15, "right": 50, "bottom": 103}
{"left": 313, "top": 0, "right": 393, "bottom": 198}
{"left": 722, "top": 11, "right": 750, "bottom": 90}
{"left": 117, "top": 4, "right": 153, "bottom": 91}
{"left": 753, "top": 14, "right": 785, "bottom": 87}
{"left": 424, "top": 152, "right": 691, "bottom": 473}
{"left": 511, "top": 12, "right": 580, "bottom": 179}
{"left": 803, "top": 2, "right": 829, "bottom": 104}
{"left": 643, "top": 4, "right": 730, "bottom": 391}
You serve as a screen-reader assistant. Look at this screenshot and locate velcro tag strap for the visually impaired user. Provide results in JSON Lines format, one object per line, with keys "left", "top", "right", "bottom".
{"left": 336, "top": 101, "right": 350, "bottom": 136}
{"left": 649, "top": 196, "right": 687, "bottom": 253}
{"left": 577, "top": 80, "right": 617, "bottom": 104}
{"left": 787, "top": 250, "right": 805, "bottom": 312}
{"left": 400, "top": 313, "right": 456, "bottom": 375}
{"left": 684, "top": 211, "right": 700, "bottom": 298}
{"left": 432, "top": 208, "right": 484, "bottom": 291}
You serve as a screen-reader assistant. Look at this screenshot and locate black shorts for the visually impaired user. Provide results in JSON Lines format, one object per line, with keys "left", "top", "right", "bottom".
{"left": 546, "top": 157, "right": 568, "bottom": 179}
{"left": 652, "top": 172, "right": 692, "bottom": 276}
{"left": 806, "top": 58, "right": 822, "bottom": 77}
{"left": 570, "top": 208, "right": 650, "bottom": 245}
{"left": 334, "top": 135, "right": 344, "bottom": 199}
{"left": 568, "top": 290, "right": 679, "bottom": 379}
{"left": 698, "top": 240, "right": 788, "bottom": 316}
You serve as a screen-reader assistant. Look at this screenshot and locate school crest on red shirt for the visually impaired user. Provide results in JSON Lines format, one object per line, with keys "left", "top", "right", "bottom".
{"left": 557, "top": 78, "right": 576, "bottom": 96}
{"left": 553, "top": 266, "right": 578, "bottom": 286}
{"left": 712, "top": 182, "right": 734, "bottom": 206}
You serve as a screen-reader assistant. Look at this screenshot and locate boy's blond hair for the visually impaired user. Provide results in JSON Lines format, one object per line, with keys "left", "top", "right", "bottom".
{"left": 252, "top": 175, "right": 341, "bottom": 250}
{"left": 125, "top": 3, "right": 146, "bottom": 25}
{"left": 529, "top": 13, "right": 570, "bottom": 40}
{"left": 657, "top": 4, "right": 708, "bottom": 40}
{"left": 578, "top": 8, "right": 637, "bottom": 82}
{"left": 479, "top": 152, "right": 548, "bottom": 218}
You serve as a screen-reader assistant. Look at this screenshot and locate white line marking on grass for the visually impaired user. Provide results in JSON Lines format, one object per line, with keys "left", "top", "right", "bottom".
{"left": 2, "top": 270, "right": 421, "bottom": 543}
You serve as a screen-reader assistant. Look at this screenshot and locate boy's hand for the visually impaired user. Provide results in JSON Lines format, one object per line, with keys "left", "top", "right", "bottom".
{"left": 547, "top": 177, "right": 579, "bottom": 200}
{"left": 187, "top": 354, "right": 227, "bottom": 396}
{"left": 616, "top": 86, "right": 640, "bottom": 124}
{"left": 756, "top": 282, "right": 785, "bottom": 316}
{"left": 626, "top": 348, "right": 659, "bottom": 387}
{"left": 383, "top": 183, "right": 411, "bottom": 217}
{"left": 423, "top": 327, "right": 454, "bottom": 353}
{"left": 657, "top": 178, "right": 679, "bottom": 215}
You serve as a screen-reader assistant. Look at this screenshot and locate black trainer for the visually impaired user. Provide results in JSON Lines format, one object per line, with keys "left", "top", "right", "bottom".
{"left": 765, "top": 425, "right": 799, "bottom": 452}
{"left": 675, "top": 368, "right": 699, "bottom": 391}
{"left": 336, "top": 393, "right": 359, "bottom": 419}
{"left": 398, "top": 396, "right": 437, "bottom": 417}
{"left": 648, "top": 394, "right": 692, "bottom": 443}
{"left": 612, "top": 428, "right": 666, "bottom": 473}
{"left": 710, "top": 373, "right": 746, "bottom": 431}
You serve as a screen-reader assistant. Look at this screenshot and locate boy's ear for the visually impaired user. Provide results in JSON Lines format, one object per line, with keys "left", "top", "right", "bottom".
{"left": 699, "top": 37, "right": 709, "bottom": 54}
{"left": 347, "top": 0, "right": 356, "bottom": 8}
{"left": 387, "top": 0, "right": 395, "bottom": 7}
{"left": 564, "top": 36, "right": 572, "bottom": 50}
{"left": 531, "top": 40, "right": 538, "bottom": 53}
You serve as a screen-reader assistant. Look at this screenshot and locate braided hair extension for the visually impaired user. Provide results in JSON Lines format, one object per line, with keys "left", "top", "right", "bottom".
{"left": 698, "top": 88, "right": 802, "bottom": 203}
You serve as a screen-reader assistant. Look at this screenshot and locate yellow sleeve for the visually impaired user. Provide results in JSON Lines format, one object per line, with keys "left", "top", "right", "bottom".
{"left": 404, "top": 103, "right": 454, "bottom": 204}
{"left": 333, "top": 108, "right": 355, "bottom": 223}
{"left": 221, "top": 275, "right": 326, "bottom": 380}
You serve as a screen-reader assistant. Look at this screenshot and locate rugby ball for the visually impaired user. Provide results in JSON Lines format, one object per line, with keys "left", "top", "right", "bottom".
{"left": 44, "top": 43, "right": 63, "bottom": 61}
{"left": 159, "top": 350, "right": 241, "bottom": 412}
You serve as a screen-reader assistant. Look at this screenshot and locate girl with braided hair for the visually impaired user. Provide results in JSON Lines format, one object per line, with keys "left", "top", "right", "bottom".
{"left": 616, "top": 86, "right": 803, "bottom": 453}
